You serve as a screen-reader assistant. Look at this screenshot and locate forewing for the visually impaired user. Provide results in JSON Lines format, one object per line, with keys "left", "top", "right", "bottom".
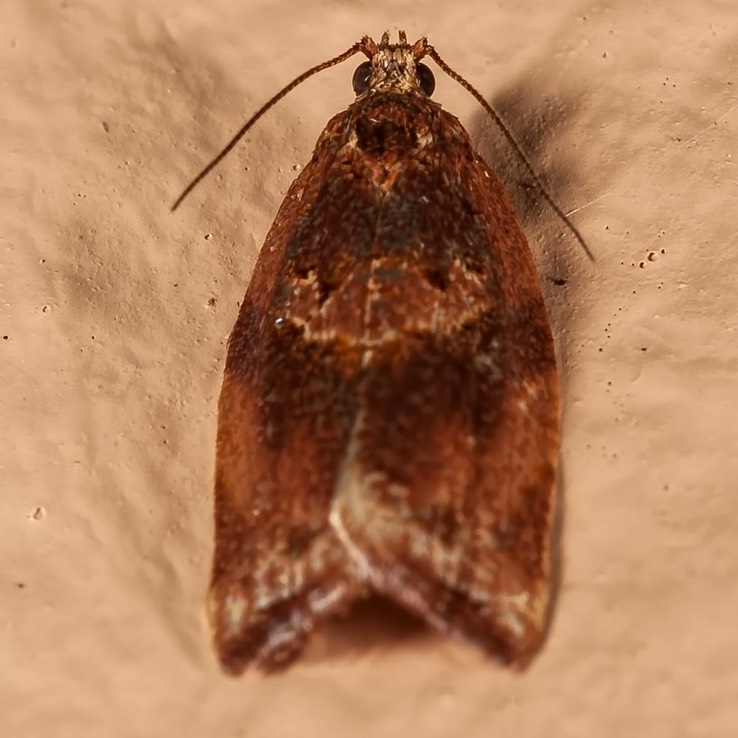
{"left": 331, "top": 105, "right": 560, "bottom": 664}
{"left": 207, "top": 130, "right": 376, "bottom": 673}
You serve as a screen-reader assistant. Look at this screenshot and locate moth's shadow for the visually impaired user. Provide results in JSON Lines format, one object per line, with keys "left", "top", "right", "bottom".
{"left": 544, "top": 457, "right": 566, "bottom": 646}
{"left": 471, "top": 78, "right": 588, "bottom": 279}
{"left": 305, "top": 596, "right": 434, "bottom": 664}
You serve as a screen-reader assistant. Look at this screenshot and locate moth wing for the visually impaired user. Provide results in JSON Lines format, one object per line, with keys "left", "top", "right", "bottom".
{"left": 207, "top": 156, "right": 370, "bottom": 674}
{"left": 331, "top": 150, "right": 560, "bottom": 664}
{"left": 208, "top": 94, "right": 559, "bottom": 670}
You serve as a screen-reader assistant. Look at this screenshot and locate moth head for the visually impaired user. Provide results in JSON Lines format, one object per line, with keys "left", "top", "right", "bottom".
{"left": 353, "top": 31, "right": 435, "bottom": 98}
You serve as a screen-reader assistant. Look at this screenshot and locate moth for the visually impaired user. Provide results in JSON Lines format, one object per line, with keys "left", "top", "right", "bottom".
{"left": 176, "top": 31, "right": 562, "bottom": 674}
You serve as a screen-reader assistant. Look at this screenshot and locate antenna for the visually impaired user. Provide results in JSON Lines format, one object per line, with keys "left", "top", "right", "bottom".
{"left": 171, "top": 41, "right": 365, "bottom": 211}
{"left": 172, "top": 34, "right": 591, "bottom": 260}
{"left": 423, "top": 42, "right": 592, "bottom": 260}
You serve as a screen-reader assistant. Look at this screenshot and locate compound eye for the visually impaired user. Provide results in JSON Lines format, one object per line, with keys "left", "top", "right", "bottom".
{"left": 417, "top": 63, "right": 435, "bottom": 96}
{"left": 352, "top": 61, "right": 372, "bottom": 95}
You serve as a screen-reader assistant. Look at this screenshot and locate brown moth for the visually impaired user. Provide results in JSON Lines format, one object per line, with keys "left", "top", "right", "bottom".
{"left": 186, "top": 31, "right": 561, "bottom": 674}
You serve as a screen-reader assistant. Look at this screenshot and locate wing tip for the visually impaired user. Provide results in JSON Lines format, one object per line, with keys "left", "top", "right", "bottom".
{"left": 208, "top": 578, "right": 366, "bottom": 675}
